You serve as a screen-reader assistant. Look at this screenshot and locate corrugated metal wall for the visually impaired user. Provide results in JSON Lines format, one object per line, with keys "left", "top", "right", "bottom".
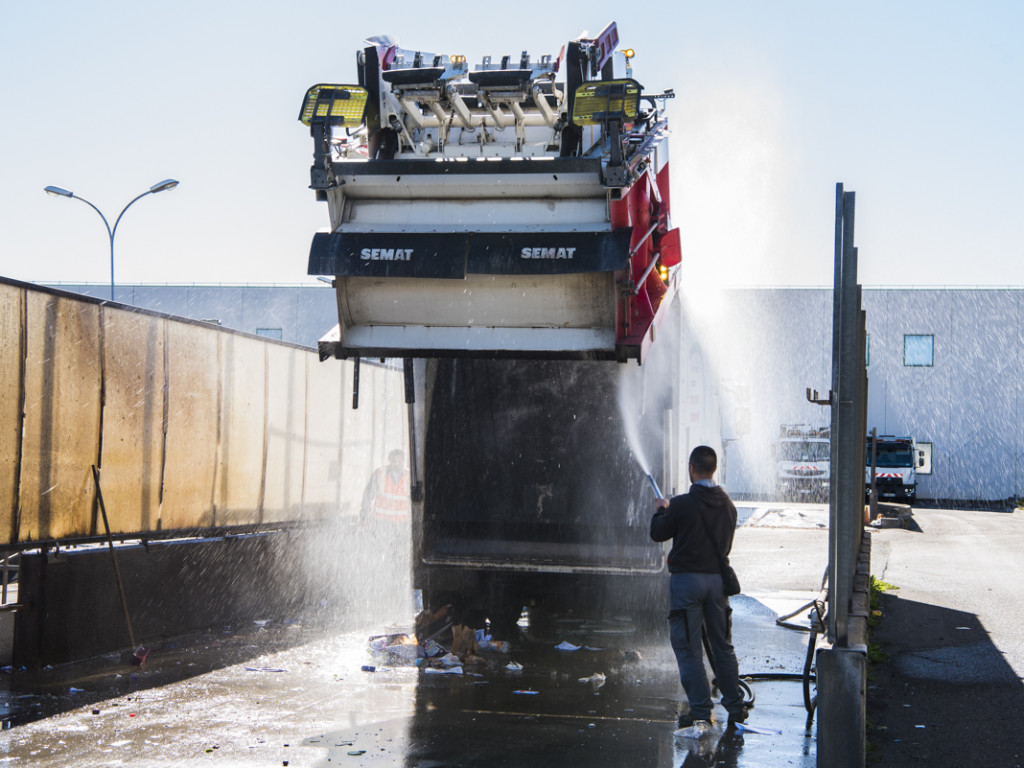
{"left": 0, "top": 279, "right": 406, "bottom": 547}
{"left": 696, "top": 287, "right": 1023, "bottom": 502}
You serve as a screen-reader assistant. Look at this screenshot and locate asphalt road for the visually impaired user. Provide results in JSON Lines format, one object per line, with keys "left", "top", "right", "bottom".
{"left": 867, "top": 506, "right": 1024, "bottom": 767}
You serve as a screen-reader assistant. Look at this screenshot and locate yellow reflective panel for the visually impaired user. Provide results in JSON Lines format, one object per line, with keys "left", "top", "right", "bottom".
{"left": 299, "top": 84, "right": 369, "bottom": 126}
{"left": 572, "top": 79, "right": 641, "bottom": 126}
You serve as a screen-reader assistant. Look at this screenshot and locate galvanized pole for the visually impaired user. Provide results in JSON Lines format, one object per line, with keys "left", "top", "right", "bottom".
{"left": 819, "top": 185, "right": 870, "bottom": 768}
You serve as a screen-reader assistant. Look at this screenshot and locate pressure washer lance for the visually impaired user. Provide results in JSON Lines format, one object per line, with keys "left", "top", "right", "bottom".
{"left": 647, "top": 474, "right": 663, "bottom": 500}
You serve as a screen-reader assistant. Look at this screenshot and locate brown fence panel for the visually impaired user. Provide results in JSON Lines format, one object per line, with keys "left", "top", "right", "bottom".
{"left": 262, "top": 345, "right": 308, "bottom": 523}
{"left": 0, "top": 285, "right": 25, "bottom": 544}
{"left": 213, "top": 333, "right": 266, "bottom": 526}
{"left": 0, "top": 280, "right": 410, "bottom": 547}
{"left": 160, "top": 321, "right": 220, "bottom": 530}
{"left": 18, "top": 292, "right": 102, "bottom": 542}
{"left": 302, "top": 358, "right": 346, "bottom": 519}
{"left": 97, "top": 308, "right": 166, "bottom": 533}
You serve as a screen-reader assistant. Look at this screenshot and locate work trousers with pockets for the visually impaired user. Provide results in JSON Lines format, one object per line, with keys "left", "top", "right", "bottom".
{"left": 668, "top": 571, "right": 744, "bottom": 722}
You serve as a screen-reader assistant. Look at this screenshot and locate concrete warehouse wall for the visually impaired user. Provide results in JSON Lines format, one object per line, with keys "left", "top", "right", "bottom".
{"left": 0, "top": 278, "right": 406, "bottom": 548}
{"left": 863, "top": 289, "right": 1023, "bottom": 501}
{"left": 701, "top": 288, "right": 1024, "bottom": 502}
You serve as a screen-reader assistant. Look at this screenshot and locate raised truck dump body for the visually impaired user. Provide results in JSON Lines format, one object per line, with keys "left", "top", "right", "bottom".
{"left": 302, "top": 22, "right": 678, "bottom": 362}
{"left": 300, "top": 24, "right": 682, "bottom": 622}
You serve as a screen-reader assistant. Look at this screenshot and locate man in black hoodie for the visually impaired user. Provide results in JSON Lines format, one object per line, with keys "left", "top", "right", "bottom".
{"left": 650, "top": 445, "right": 747, "bottom": 729}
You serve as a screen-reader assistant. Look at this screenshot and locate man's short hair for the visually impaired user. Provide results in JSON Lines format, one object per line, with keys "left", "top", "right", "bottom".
{"left": 689, "top": 445, "right": 717, "bottom": 476}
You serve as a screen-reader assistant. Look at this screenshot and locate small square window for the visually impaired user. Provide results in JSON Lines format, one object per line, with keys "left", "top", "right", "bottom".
{"left": 903, "top": 334, "right": 933, "bottom": 367}
{"left": 256, "top": 328, "right": 283, "bottom": 340}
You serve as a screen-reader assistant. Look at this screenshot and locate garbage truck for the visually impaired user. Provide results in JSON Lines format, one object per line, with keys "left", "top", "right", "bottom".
{"left": 865, "top": 435, "right": 925, "bottom": 503}
{"left": 299, "top": 23, "right": 685, "bottom": 626}
{"left": 774, "top": 425, "right": 830, "bottom": 502}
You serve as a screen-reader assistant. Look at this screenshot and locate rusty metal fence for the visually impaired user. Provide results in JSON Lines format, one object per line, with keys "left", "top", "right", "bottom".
{"left": 0, "top": 277, "right": 406, "bottom": 550}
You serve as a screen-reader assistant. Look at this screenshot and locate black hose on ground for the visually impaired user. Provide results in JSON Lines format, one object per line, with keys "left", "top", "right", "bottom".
{"left": 764, "top": 570, "right": 828, "bottom": 728}
{"left": 706, "top": 571, "right": 828, "bottom": 725}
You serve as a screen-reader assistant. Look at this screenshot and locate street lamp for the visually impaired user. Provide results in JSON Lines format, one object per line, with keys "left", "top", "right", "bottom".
{"left": 44, "top": 179, "right": 180, "bottom": 301}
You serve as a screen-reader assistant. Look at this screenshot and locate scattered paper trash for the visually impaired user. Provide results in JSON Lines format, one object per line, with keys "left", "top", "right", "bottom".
{"left": 424, "top": 666, "right": 463, "bottom": 675}
{"left": 438, "top": 652, "right": 462, "bottom": 668}
{"left": 555, "top": 641, "right": 581, "bottom": 651}
{"left": 478, "top": 640, "right": 511, "bottom": 653}
{"left": 578, "top": 673, "right": 606, "bottom": 687}
{"left": 360, "top": 665, "right": 376, "bottom": 673}
{"left": 505, "top": 661, "right": 524, "bottom": 672}
{"left": 423, "top": 639, "right": 443, "bottom": 657}
{"left": 68, "top": 687, "right": 84, "bottom": 694}
{"left": 245, "top": 667, "right": 285, "bottom": 673}
{"left": 513, "top": 690, "right": 539, "bottom": 695}
{"left": 735, "top": 723, "right": 782, "bottom": 735}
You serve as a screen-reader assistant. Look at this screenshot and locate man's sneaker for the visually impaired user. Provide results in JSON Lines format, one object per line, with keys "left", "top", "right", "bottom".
{"left": 676, "top": 713, "right": 694, "bottom": 729}
{"left": 727, "top": 706, "right": 749, "bottom": 726}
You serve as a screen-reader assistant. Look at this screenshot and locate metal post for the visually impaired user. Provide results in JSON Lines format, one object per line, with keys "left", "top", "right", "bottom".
{"left": 869, "top": 429, "right": 878, "bottom": 521}
{"left": 827, "top": 184, "right": 845, "bottom": 643}
{"left": 819, "top": 184, "right": 870, "bottom": 768}
{"left": 404, "top": 359, "right": 423, "bottom": 502}
{"left": 835, "top": 235, "right": 859, "bottom": 646}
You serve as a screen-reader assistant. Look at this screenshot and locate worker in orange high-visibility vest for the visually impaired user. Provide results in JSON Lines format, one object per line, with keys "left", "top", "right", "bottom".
{"left": 361, "top": 449, "right": 411, "bottom": 524}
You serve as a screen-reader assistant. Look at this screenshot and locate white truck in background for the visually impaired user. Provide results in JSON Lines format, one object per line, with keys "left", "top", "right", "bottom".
{"left": 866, "top": 435, "right": 925, "bottom": 504}
{"left": 775, "top": 425, "right": 831, "bottom": 502}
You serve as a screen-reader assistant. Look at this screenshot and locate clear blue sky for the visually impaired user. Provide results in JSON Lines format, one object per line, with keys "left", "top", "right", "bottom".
{"left": 1, "top": 1, "right": 1021, "bottom": 288}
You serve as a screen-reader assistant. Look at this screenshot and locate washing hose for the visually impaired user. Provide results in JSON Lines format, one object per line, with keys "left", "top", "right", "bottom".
{"left": 705, "top": 567, "right": 828, "bottom": 729}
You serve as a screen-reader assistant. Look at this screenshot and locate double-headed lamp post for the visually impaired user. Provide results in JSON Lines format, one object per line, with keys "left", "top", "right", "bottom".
{"left": 44, "top": 179, "right": 179, "bottom": 301}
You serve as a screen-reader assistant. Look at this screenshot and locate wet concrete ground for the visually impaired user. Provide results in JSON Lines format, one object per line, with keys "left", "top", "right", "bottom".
{"left": 0, "top": 608, "right": 819, "bottom": 765}
{"left": 0, "top": 506, "right": 830, "bottom": 767}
